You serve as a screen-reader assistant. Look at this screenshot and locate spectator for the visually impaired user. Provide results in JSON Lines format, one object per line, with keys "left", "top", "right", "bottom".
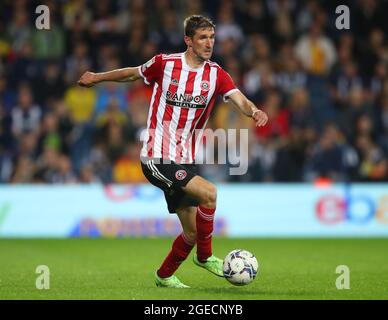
{"left": 102, "top": 123, "right": 127, "bottom": 165}
{"left": 7, "top": 8, "right": 32, "bottom": 55}
{"left": 1, "top": 1, "right": 387, "bottom": 184}
{"left": 10, "top": 156, "right": 35, "bottom": 183}
{"left": 375, "top": 93, "right": 388, "bottom": 152}
{"left": 289, "top": 88, "right": 314, "bottom": 129}
{"left": 295, "top": 21, "right": 336, "bottom": 76}
{"left": 276, "top": 56, "right": 307, "bottom": 96}
{"left": 0, "top": 76, "right": 16, "bottom": 112}
{"left": 94, "top": 58, "right": 127, "bottom": 115}
{"left": 150, "top": 10, "right": 185, "bottom": 53}
{"left": 239, "top": 0, "right": 270, "bottom": 36}
{"left": 65, "top": 41, "right": 92, "bottom": 86}
{"left": 8, "top": 42, "right": 37, "bottom": 87}
{"left": 38, "top": 113, "right": 62, "bottom": 154}
{"left": 367, "top": 61, "right": 387, "bottom": 103}
{"left": 304, "top": 124, "right": 349, "bottom": 181}
{"left": 33, "top": 61, "right": 66, "bottom": 107}
{"left": 64, "top": 71, "right": 96, "bottom": 124}
{"left": 215, "top": 6, "right": 244, "bottom": 45}
{"left": 339, "top": 87, "right": 371, "bottom": 140}
{"left": 79, "top": 163, "right": 101, "bottom": 183}
{"left": 51, "top": 154, "right": 78, "bottom": 183}
{"left": 331, "top": 60, "right": 364, "bottom": 109}
{"left": 11, "top": 85, "right": 41, "bottom": 139}
{"left": 355, "top": 134, "right": 387, "bottom": 181}
{"left": 255, "top": 91, "right": 289, "bottom": 139}
{"left": 113, "top": 143, "right": 148, "bottom": 183}
{"left": 95, "top": 100, "right": 127, "bottom": 128}
{"left": 31, "top": 16, "right": 65, "bottom": 60}
{"left": 53, "top": 99, "right": 75, "bottom": 155}
{"left": 273, "top": 127, "right": 308, "bottom": 182}
{"left": 34, "top": 147, "right": 60, "bottom": 183}
{"left": 0, "top": 101, "right": 14, "bottom": 152}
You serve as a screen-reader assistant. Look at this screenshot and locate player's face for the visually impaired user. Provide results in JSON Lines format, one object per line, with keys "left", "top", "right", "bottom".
{"left": 191, "top": 27, "right": 215, "bottom": 61}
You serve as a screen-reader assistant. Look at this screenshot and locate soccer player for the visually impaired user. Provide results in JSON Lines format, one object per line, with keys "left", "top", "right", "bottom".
{"left": 78, "top": 15, "right": 268, "bottom": 288}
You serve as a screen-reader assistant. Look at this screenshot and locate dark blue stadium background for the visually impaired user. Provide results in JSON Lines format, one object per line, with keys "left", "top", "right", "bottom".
{"left": 0, "top": 0, "right": 387, "bottom": 184}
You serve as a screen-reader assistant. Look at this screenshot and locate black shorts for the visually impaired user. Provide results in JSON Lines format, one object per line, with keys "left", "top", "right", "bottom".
{"left": 141, "top": 158, "right": 199, "bottom": 213}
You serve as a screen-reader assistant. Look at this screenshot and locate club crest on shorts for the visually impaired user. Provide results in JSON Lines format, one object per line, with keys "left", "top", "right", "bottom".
{"left": 200, "top": 80, "right": 210, "bottom": 91}
{"left": 175, "top": 169, "right": 187, "bottom": 180}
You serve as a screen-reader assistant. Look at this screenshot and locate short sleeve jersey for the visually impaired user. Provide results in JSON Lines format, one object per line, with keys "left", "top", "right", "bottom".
{"left": 138, "top": 52, "right": 239, "bottom": 164}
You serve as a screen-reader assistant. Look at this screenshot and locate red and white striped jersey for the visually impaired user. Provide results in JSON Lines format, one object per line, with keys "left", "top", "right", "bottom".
{"left": 138, "top": 52, "right": 239, "bottom": 164}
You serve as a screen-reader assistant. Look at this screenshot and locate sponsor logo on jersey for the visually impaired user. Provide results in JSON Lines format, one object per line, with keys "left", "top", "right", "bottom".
{"left": 175, "top": 170, "right": 187, "bottom": 180}
{"left": 166, "top": 91, "right": 207, "bottom": 109}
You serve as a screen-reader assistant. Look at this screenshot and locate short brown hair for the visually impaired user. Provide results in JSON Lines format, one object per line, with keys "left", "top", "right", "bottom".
{"left": 184, "top": 15, "right": 215, "bottom": 38}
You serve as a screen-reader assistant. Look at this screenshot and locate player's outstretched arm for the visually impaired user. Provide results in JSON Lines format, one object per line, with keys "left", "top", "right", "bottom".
{"left": 228, "top": 90, "right": 268, "bottom": 127}
{"left": 77, "top": 67, "right": 142, "bottom": 87}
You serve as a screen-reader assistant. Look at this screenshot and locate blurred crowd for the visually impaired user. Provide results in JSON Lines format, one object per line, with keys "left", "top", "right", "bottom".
{"left": 0, "top": 0, "right": 388, "bottom": 184}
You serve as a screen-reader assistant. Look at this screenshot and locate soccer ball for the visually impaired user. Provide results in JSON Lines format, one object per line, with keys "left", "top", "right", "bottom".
{"left": 223, "top": 249, "right": 259, "bottom": 286}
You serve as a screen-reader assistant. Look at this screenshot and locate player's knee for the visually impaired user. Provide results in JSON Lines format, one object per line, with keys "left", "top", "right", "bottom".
{"left": 209, "top": 185, "right": 217, "bottom": 204}
{"left": 202, "top": 184, "right": 217, "bottom": 208}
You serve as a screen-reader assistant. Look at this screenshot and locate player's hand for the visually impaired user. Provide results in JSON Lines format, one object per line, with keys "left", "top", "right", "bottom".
{"left": 77, "top": 71, "right": 98, "bottom": 87}
{"left": 252, "top": 109, "right": 268, "bottom": 127}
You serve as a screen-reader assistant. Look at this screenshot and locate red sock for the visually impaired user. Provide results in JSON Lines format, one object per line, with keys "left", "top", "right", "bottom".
{"left": 157, "top": 233, "right": 195, "bottom": 278}
{"left": 196, "top": 205, "right": 215, "bottom": 262}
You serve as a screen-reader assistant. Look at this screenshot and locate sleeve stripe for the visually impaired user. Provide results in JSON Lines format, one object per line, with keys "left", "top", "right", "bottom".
{"left": 223, "top": 88, "right": 239, "bottom": 102}
{"left": 138, "top": 65, "right": 150, "bottom": 85}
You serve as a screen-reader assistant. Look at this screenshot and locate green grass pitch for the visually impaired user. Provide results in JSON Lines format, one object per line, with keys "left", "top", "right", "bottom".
{"left": 0, "top": 238, "right": 387, "bottom": 300}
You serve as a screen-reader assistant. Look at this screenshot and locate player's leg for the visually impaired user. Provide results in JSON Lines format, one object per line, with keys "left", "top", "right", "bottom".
{"left": 157, "top": 206, "right": 197, "bottom": 276}
{"left": 182, "top": 175, "right": 217, "bottom": 208}
{"left": 141, "top": 160, "right": 193, "bottom": 287}
{"left": 155, "top": 206, "right": 196, "bottom": 288}
{"left": 141, "top": 159, "right": 222, "bottom": 279}
{"left": 183, "top": 175, "right": 217, "bottom": 260}
{"left": 176, "top": 206, "right": 197, "bottom": 244}
{"left": 182, "top": 176, "right": 223, "bottom": 277}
